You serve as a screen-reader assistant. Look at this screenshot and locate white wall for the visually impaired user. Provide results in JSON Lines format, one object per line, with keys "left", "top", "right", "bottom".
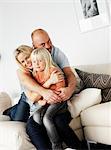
{"left": 109, "top": 0, "right": 111, "bottom": 61}
{"left": 0, "top": 0, "right": 111, "bottom": 97}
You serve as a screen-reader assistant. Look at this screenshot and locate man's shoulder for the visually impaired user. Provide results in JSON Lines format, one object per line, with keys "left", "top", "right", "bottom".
{"left": 53, "top": 46, "right": 61, "bottom": 52}
{"left": 52, "top": 46, "right": 63, "bottom": 56}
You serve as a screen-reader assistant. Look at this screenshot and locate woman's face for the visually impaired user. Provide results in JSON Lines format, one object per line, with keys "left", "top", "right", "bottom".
{"left": 17, "top": 52, "right": 32, "bottom": 69}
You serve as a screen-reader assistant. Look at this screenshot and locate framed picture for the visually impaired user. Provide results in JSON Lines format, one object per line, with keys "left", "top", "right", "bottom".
{"left": 75, "top": 0, "right": 110, "bottom": 33}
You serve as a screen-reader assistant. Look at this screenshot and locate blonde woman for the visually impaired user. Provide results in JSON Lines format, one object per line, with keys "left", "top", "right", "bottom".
{"left": 31, "top": 48, "right": 67, "bottom": 150}
{"left": 3, "top": 45, "right": 65, "bottom": 150}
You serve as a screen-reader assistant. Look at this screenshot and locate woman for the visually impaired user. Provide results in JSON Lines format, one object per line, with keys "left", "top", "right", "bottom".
{"left": 3, "top": 45, "right": 81, "bottom": 150}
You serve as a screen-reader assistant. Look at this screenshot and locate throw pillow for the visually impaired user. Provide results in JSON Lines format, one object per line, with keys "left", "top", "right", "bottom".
{"left": 75, "top": 69, "right": 111, "bottom": 102}
{"left": 75, "top": 68, "right": 111, "bottom": 89}
{"left": 102, "top": 88, "right": 111, "bottom": 102}
{"left": 67, "top": 88, "right": 101, "bottom": 118}
{"left": 71, "top": 67, "right": 84, "bottom": 94}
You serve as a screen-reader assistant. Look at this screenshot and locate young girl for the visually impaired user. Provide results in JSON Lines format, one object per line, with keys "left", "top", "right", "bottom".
{"left": 31, "top": 48, "right": 67, "bottom": 150}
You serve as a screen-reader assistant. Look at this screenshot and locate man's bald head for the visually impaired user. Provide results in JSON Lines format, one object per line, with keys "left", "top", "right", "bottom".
{"left": 31, "top": 29, "right": 52, "bottom": 53}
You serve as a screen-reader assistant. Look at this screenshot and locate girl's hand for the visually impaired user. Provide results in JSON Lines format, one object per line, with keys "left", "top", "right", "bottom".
{"left": 49, "top": 70, "right": 64, "bottom": 85}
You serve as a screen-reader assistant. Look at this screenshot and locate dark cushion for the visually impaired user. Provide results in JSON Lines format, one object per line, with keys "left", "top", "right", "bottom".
{"left": 102, "top": 88, "right": 111, "bottom": 102}
{"left": 75, "top": 69, "right": 111, "bottom": 89}
{"left": 75, "top": 68, "right": 111, "bottom": 102}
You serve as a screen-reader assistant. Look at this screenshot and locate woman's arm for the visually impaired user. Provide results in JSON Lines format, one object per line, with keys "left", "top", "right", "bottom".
{"left": 25, "top": 90, "right": 42, "bottom": 103}
{"left": 17, "top": 69, "right": 61, "bottom": 103}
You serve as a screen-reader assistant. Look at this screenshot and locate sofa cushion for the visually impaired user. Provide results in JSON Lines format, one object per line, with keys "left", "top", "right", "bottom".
{"left": 81, "top": 101, "right": 111, "bottom": 127}
{"left": 75, "top": 69, "right": 111, "bottom": 89}
{"left": 101, "top": 88, "right": 111, "bottom": 103}
{"left": 67, "top": 88, "right": 101, "bottom": 118}
{"left": 69, "top": 117, "right": 82, "bottom": 130}
{"left": 71, "top": 67, "right": 84, "bottom": 94}
{"left": 75, "top": 69, "right": 111, "bottom": 102}
{"left": 0, "top": 115, "right": 11, "bottom": 121}
{"left": 0, "top": 92, "right": 12, "bottom": 114}
{"left": 84, "top": 126, "right": 111, "bottom": 145}
{"left": 0, "top": 121, "right": 36, "bottom": 150}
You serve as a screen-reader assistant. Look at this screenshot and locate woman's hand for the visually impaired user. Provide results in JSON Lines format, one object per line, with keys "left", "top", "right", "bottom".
{"left": 41, "top": 88, "right": 61, "bottom": 104}
{"left": 38, "top": 99, "right": 47, "bottom": 106}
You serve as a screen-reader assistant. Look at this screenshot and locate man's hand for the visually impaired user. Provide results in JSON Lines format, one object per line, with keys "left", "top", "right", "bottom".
{"left": 58, "top": 87, "right": 73, "bottom": 101}
{"left": 42, "top": 89, "right": 61, "bottom": 104}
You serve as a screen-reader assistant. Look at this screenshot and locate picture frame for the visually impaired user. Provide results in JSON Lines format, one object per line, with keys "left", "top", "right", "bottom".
{"left": 75, "top": 0, "right": 110, "bottom": 33}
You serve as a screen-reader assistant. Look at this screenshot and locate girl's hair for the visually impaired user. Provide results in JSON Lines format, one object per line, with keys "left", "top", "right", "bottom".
{"left": 14, "top": 45, "right": 33, "bottom": 71}
{"left": 31, "top": 48, "right": 57, "bottom": 76}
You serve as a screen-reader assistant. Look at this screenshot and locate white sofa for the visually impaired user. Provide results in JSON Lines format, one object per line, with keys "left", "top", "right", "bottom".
{"left": 0, "top": 63, "right": 111, "bottom": 150}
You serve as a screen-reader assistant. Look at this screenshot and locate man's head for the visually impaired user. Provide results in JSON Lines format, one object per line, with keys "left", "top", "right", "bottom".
{"left": 31, "top": 29, "right": 53, "bottom": 53}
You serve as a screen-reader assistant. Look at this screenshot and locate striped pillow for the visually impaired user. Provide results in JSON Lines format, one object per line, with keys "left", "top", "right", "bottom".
{"left": 75, "top": 69, "right": 111, "bottom": 102}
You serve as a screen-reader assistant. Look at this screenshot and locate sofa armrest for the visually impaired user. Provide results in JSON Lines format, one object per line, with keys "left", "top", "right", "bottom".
{"left": 0, "top": 92, "right": 12, "bottom": 114}
{"left": 0, "top": 115, "right": 11, "bottom": 121}
{"left": 0, "top": 121, "right": 36, "bottom": 149}
{"left": 67, "top": 88, "right": 101, "bottom": 118}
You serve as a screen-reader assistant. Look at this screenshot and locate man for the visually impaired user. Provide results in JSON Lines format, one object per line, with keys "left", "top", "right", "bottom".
{"left": 18, "top": 28, "right": 81, "bottom": 149}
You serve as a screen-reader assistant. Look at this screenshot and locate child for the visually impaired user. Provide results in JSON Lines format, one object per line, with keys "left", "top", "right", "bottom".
{"left": 31, "top": 48, "right": 67, "bottom": 150}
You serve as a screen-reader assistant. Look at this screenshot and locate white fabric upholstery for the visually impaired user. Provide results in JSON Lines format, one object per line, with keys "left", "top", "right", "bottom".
{"left": 0, "top": 92, "right": 12, "bottom": 114}
{"left": 0, "top": 121, "right": 36, "bottom": 150}
{"left": 69, "top": 117, "right": 81, "bottom": 130}
{"left": 68, "top": 88, "right": 101, "bottom": 118}
{"left": 81, "top": 102, "right": 111, "bottom": 126}
{"left": 84, "top": 126, "right": 111, "bottom": 145}
{"left": 0, "top": 115, "right": 11, "bottom": 121}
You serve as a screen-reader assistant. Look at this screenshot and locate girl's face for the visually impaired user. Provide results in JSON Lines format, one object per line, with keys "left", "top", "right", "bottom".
{"left": 32, "top": 56, "right": 46, "bottom": 72}
{"left": 17, "top": 52, "right": 32, "bottom": 69}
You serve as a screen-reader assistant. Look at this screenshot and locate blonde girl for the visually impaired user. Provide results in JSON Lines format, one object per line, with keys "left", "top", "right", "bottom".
{"left": 31, "top": 48, "right": 67, "bottom": 150}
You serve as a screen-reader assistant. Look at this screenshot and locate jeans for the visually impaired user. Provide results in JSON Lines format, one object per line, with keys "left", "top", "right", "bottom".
{"left": 55, "top": 110, "right": 80, "bottom": 149}
{"left": 27, "top": 111, "right": 81, "bottom": 150}
{"left": 3, "top": 92, "right": 30, "bottom": 122}
{"left": 33, "top": 102, "right": 67, "bottom": 150}
{"left": 26, "top": 116, "right": 52, "bottom": 150}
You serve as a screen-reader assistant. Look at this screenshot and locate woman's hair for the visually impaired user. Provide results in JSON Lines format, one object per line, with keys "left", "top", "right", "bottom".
{"left": 14, "top": 45, "right": 33, "bottom": 71}
{"left": 31, "top": 47, "right": 57, "bottom": 75}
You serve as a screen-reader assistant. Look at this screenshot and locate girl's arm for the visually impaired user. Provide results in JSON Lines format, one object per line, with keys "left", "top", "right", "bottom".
{"left": 43, "top": 69, "right": 64, "bottom": 88}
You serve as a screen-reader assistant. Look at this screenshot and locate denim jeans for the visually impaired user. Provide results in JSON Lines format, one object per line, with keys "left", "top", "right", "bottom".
{"left": 54, "top": 110, "right": 80, "bottom": 149}
{"left": 33, "top": 102, "right": 67, "bottom": 150}
{"left": 3, "top": 92, "right": 30, "bottom": 122}
{"left": 26, "top": 116, "right": 52, "bottom": 150}
{"left": 27, "top": 111, "right": 81, "bottom": 150}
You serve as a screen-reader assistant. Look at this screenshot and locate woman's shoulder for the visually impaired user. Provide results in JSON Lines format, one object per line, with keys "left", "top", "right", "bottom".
{"left": 17, "top": 68, "right": 31, "bottom": 76}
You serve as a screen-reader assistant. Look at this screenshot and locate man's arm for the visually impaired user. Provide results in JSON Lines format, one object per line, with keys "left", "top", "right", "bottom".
{"left": 58, "top": 67, "right": 77, "bottom": 101}
{"left": 17, "top": 69, "right": 61, "bottom": 103}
